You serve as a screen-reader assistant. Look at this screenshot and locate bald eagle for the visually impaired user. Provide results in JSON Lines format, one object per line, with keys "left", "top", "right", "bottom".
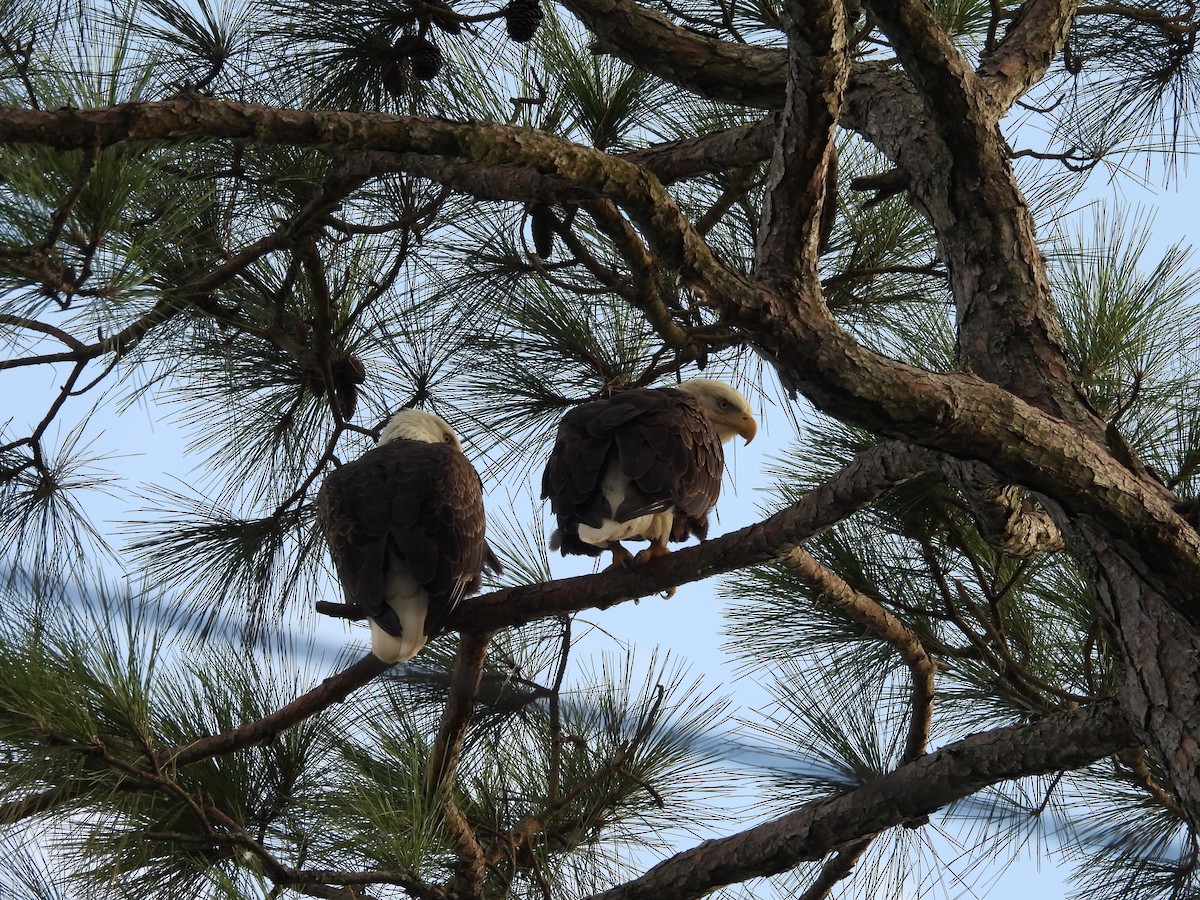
{"left": 541, "top": 379, "right": 756, "bottom": 570}
{"left": 316, "top": 409, "right": 497, "bottom": 663}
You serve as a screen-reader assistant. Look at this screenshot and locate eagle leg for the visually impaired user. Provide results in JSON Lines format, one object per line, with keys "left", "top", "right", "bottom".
{"left": 605, "top": 542, "right": 635, "bottom": 569}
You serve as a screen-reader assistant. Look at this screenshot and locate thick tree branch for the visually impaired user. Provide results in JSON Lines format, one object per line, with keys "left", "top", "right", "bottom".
{"left": 586, "top": 699, "right": 1134, "bottom": 900}
{"left": 427, "top": 634, "right": 491, "bottom": 899}
{"left": 782, "top": 548, "right": 935, "bottom": 761}
{"left": 754, "top": 0, "right": 848, "bottom": 288}
{"left": 794, "top": 839, "right": 873, "bottom": 900}
{"left": 427, "top": 632, "right": 493, "bottom": 793}
{"left": 861, "top": 0, "right": 982, "bottom": 127}
{"left": 620, "top": 118, "right": 777, "bottom": 184}
{"left": 580, "top": 199, "right": 696, "bottom": 350}
{"left": 559, "top": 0, "right": 786, "bottom": 108}
{"left": 978, "top": 0, "right": 1084, "bottom": 114}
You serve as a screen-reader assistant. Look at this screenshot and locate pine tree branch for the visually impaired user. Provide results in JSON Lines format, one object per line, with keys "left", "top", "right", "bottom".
{"left": 384, "top": 118, "right": 780, "bottom": 200}
{"left": 781, "top": 548, "right": 935, "bottom": 760}
{"left": 586, "top": 699, "right": 1134, "bottom": 900}
{"left": 619, "top": 118, "right": 778, "bottom": 184}
{"left": 375, "top": 152, "right": 601, "bottom": 205}
{"left": 0, "top": 313, "right": 86, "bottom": 351}
{"left": 427, "top": 633, "right": 492, "bottom": 796}
{"left": 0, "top": 782, "right": 96, "bottom": 824}
{"left": 428, "top": 632, "right": 493, "bottom": 791}
{"left": 978, "top": 0, "right": 1084, "bottom": 114}
{"left": 159, "top": 653, "right": 391, "bottom": 768}
{"left": 1119, "top": 746, "right": 1185, "bottom": 818}
{"left": 580, "top": 199, "right": 695, "bottom": 350}
{"left": 278, "top": 870, "right": 447, "bottom": 899}
{"left": 794, "top": 837, "right": 873, "bottom": 900}
{"left": 560, "top": 0, "right": 787, "bottom": 108}
{"left": 493, "top": 685, "right": 668, "bottom": 864}
{"left": 861, "top": 0, "right": 981, "bottom": 127}
{"left": 427, "top": 632, "right": 492, "bottom": 898}
{"left": 547, "top": 616, "right": 572, "bottom": 802}
{"left": 755, "top": 0, "right": 849, "bottom": 289}
{"left": 0, "top": 297, "right": 181, "bottom": 372}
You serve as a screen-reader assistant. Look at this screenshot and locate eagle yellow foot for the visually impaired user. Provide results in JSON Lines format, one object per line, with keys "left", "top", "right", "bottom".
{"left": 632, "top": 543, "right": 672, "bottom": 565}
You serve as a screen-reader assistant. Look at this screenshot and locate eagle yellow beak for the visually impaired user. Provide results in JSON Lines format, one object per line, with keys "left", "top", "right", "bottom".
{"left": 737, "top": 415, "right": 757, "bottom": 444}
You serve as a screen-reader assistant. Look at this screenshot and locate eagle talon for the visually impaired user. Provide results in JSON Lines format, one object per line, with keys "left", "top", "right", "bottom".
{"left": 606, "top": 544, "right": 635, "bottom": 569}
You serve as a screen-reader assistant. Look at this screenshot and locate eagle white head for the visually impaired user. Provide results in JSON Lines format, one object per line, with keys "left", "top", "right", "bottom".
{"left": 379, "top": 408, "right": 463, "bottom": 450}
{"left": 677, "top": 378, "right": 757, "bottom": 444}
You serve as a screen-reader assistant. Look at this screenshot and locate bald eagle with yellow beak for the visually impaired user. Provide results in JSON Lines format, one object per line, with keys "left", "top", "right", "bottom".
{"left": 317, "top": 409, "right": 497, "bottom": 663}
{"left": 541, "top": 379, "right": 756, "bottom": 570}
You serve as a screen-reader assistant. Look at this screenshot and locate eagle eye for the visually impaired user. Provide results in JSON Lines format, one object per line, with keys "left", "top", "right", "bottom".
{"left": 443, "top": 434, "right": 455, "bottom": 444}
{"left": 718, "top": 399, "right": 731, "bottom": 410}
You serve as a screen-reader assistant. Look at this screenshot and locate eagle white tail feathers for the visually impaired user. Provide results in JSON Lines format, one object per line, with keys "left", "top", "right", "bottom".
{"left": 369, "top": 556, "right": 431, "bottom": 663}
{"left": 576, "top": 460, "right": 673, "bottom": 549}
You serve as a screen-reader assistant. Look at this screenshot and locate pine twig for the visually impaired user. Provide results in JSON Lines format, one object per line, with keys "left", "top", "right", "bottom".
{"left": 427, "top": 631, "right": 493, "bottom": 899}
{"left": 160, "top": 653, "right": 391, "bottom": 768}
{"left": 427, "top": 631, "right": 494, "bottom": 793}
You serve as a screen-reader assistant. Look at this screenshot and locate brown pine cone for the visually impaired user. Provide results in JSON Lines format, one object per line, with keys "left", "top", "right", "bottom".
{"left": 504, "top": 0, "right": 543, "bottom": 43}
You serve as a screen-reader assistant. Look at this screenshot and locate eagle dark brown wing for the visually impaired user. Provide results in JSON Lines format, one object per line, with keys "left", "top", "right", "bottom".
{"left": 316, "top": 438, "right": 489, "bottom": 637}
{"left": 540, "top": 388, "right": 724, "bottom": 556}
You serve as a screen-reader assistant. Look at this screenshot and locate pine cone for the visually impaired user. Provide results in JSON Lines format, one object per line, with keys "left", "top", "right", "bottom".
{"left": 391, "top": 34, "right": 425, "bottom": 57}
{"left": 410, "top": 37, "right": 444, "bottom": 80}
{"left": 382, "top": 59, "right": 410, "bottom": 98}
{"left": 530, "top": 204, "right": 556, "bottom": 258}
{"left": 503, "top": 0, "right": 542, "bottom": 43}
{"left": 332, "top": 355, "right": 367, "bottom": 419}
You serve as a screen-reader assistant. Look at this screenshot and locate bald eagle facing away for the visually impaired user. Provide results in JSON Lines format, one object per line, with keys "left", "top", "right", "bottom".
{"left": 541, "top": 379, "right": 756, "bottom": 571}
{"left": 316, "top": 409, "right": 498, "bottom": 663}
